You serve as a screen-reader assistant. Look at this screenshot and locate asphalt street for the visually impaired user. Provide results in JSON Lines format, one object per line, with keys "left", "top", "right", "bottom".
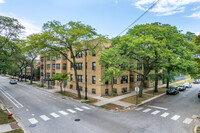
{"left": 0, "top": 76, "right": 199, "bottom": 133}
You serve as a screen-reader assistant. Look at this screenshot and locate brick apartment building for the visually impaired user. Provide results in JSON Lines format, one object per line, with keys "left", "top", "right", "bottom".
{"left": 40, "top": 43, "right": 162, "bottom": 96}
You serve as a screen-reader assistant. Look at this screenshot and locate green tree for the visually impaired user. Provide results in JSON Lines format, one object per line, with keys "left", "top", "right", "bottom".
{"left": 51, "top": 73, "right": 70, "bottom": 93}
{"left": 39, "top": 20, "right": 106, "bottom": 98}
{"left": 184, "top": 31, "right": 195, "bottom": 42}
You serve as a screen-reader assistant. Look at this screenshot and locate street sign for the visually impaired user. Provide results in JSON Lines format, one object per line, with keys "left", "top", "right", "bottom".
{"left": 64, "top": 80, "right": 67, "bottom": 83}
{"left": 135, "top": 87, "right": 140, "bottom": 92}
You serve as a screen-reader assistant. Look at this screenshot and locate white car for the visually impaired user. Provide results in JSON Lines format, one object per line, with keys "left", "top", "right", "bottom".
{"left": 183, "top": 83, "right": 192, "bottom": 88}
{"left": 9, "top": 79, "right": 17, "bottom": 84}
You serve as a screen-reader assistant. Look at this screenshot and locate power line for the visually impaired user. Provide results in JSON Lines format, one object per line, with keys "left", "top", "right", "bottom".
{"left": 117, "top": 0, "right": 161, "bottom": 36}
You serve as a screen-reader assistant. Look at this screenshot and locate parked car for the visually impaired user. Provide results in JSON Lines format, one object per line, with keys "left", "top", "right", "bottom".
{"left": 9, "top": 79, "right": 17, "bottom": 84}
{"left": 198, "top": 90, "right": 200, "bottom": 98}
{"left": 183, "top": 83, "right": 192, "bottom": 88}
{"left": 166, "top": 86, "right": 179, "bottom": 95}
{"left": 177, "top": 85, "right": 186, "bottom": 91}
{"left": 193, "top": 79, "right": 200, "bottom": 84}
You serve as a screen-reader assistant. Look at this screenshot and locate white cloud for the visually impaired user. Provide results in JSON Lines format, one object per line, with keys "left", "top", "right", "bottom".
{"left": 115, "top": 0, "right": 119, "bottom": 4}
{"left": 195, "top": 32, "right": 200, "bottom": 35}
{"left": 187, "top": 11, "right": 200, "bottom": 18}
{"left": 134, "top": 0, "right": 200, "bottom": 16}
{"left": 0, "top": 0, "right": 5, "bottom": 3}
{"left": 0, "top": 13, "right": 41, "bottom": 38}
{"left": 192, "top": 6, "right": 200, "bottom": 11}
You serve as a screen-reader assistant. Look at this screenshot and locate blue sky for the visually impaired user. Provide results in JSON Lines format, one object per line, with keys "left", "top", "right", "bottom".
{"left": 0, "top": 0, "right": 200, "bottom": 38}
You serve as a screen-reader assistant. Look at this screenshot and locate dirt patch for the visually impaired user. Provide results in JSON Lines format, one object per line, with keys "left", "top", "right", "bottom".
{"left": 120, "top": 94, "right": 154, "bottom": 104}
{"left": 99, "top": 103, "right": 125, "bottom": 111}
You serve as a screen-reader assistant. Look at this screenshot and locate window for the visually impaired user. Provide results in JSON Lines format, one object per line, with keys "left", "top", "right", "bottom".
{"left": 121, "top": 76, "right": 128, "bottom": 84}
{"left": 47, "top": 56, "right": 50, "bottom": 61}
{"left": 79, "top": 86, "right": 83, "bottom": 91}
{"left": 85, "top": 75, "right": 87, "bottom": 82}
{"left": 41, "top": 72, "right": 43, "bottom": 76}
{"left": 52, "top": 56, "right": 55, "bottom": 61}
{"left": 71, "top": 53, "right": 73, "bottom": 58}
{"left": 85, "top": 50, "right": 88, "bottom": 56}
{"left": 47, "top": 73, "right": 50, "bottom": 78}
{"left": 105, "top": 81, "right": 108, "bottom": 85}
{"left": 57, "top": 82, "right": 59, "bottom": 86}
{"left": 85, "top": 62, "right": 87, "bottom": 69}
{"left": 56, "top": 55, "right": 60, "bottom": 60}
{"left": 63, "top": 55, "right": 67, "bottom": 60}
{"left": 71, "top": 63, "right": 73, "bottom": 70}
{"left": 92, "top": 49, "right": 96, "bottom": 56}
{"left": 41, "top": 57, "right": 44, "bottom": 62}
{"left": 92, "top": 89, "right": 96, "bottom": 94}
{"left": 78, "top": 75, "right": 83, "bottom": 82}
{"left": 63, "top": 63, "right": 67, "bottom": 70}
{"left": 122, "top": 88, "right": 127, "bottom": 93}
{"left": 76, "top": 63, "right": 83, "bottom": 70}
{"left": 130, "top": 74, "right": 134, "bottom": 82}
{"left": 113, "top": 78, "right": 117, "bottom": 84}
{"left": 41, "top": 64, "right": 43, "bottom": 70}
{"left": 52, "top": 64, "right": 55, "bottom": 70}
{"left": 47, "top": 64, "right": 50, "bottom": 70}
{"left": 92, "top": 62, "right": 96, "bottom": 70}
{"left": 113, "top": 88, "right": 117, "bottom": 94}
{"left": 56, "top": 64, "right": 60, "bottom": 70}
{"left": 137, "top": 63, "right": 142, "bottom": 70}
{"left": 137, "top": 75, "right": 142, "bottom": 81}
{"left": 52, "top": 72, "right": 55, "bottom": 77}
{"left": 92, "top": 76, "right": 96, "bottom": 84}
{"left": 70, "top": 84, "right": 73, "bottom": 89}
{"left": 70, "top": 74, "right": 73, "bottom": 81}
{"left": 105, "top": 89, "right": 109, "bottom": 95}
{"left": 76, "top": 52, "right": 83, "bottom": 58}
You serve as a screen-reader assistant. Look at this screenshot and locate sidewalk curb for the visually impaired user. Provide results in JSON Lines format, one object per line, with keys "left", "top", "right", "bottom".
{"left": 136, "top": 93, "right": 166, "bottom": 107}
{"left": 6, "top": 108, "right": 19, "bottom": 124}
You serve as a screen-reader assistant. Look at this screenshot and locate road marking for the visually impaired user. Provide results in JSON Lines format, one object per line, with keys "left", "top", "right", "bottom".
{"left": 143, "top": 108, "right": 151, "bottom": 113}
{"left": 148, "top": 105, "right": 168, "bottom": 110}
{"left": 135, "top": 107, "right": 144, "bottom": 111}
{"left": 50, "top": 113, "right": 60, "bottom": 118}
{"left": 58, "top": 111, "right": 68, "bottom": 115}
{"left": 161, "top": 112, "right": 169, "bottom": 118}
{"left": 32, "top": 114, "right": 35, "bottom": 116}
{"left": 81, "top": 106, "right": 90, "bottom": 110}
{"left": 183, "top": 118, "right": 193, "bottom": 124}
{"left": 26, "top": 109, "right": 29, "bottom": 111}
{"left": 171, "top": 115, "right": 180, "bottom": 120}
{"left": 67, "top": 109, "right": 76, "bottom": 113}
{"left": 40, "top": 115, "right": 50, "bottom": 121}
{"left": 151, "top": 110, "right": 160, "bottom": 115}
{"left": 28, "top": 118, "right": 38, "bottom": 124}
{"left": 0, "top": 88, "right": 23, "bottom": 108}
{"left": 75, "top": 107, "right": 84, "bottom": 111}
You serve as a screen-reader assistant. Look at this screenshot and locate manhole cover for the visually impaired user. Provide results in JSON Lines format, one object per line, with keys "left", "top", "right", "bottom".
{"left": 74, "top": 119, "right": 80, "bottom": 122}
{"left": 29, "top": 124, "right": 36, "bottom": 128}
{"left": 8, "top": 107, "right": 13, "bottom": 109}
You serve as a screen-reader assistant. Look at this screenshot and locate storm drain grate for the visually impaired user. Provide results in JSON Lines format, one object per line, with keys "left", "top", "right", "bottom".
{"left": 74, "top": 119, "right": 80, "bottom": 122}
{"left": 29, "top": 124, "right": 37, "bottom": 128}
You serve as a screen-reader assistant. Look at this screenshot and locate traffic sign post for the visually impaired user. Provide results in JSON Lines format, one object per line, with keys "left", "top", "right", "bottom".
{"left": 135, "top": 87, "right": 140, "bottom": 105}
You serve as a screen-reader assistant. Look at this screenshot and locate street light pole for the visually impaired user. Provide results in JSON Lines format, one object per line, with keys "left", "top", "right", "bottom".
{"left": 85, "top": 49, "right": 88, "bottom": 100}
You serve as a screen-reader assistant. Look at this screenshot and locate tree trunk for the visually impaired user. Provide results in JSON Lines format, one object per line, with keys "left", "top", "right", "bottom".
{"left": 20, "top": 69, "right": 23, "bottom": 81}
{"left": 72, "top": 60, "right": 81, "bottom": 99}
{"left": 30, "top": 62, "right": 33, "bottom": 84}
{"left": 25, "top": 67, "right": 27, "bottom": 82}
{"left": 60, "top": 82, "right": 63, "bottom": 93}
{"left": 139, "top": 75, "right": 145, "bottom": 97}
{"left": 111, "top": 78, "right": 114, "bottom": 96}
{"left": 166, "top": 68, "right": 170, "bottom": 89}
{"left": 154, "top": 68, "right": 158, "bottom": 92}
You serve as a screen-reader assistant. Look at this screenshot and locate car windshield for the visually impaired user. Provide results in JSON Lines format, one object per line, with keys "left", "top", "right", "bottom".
{"left": 178, "top": 85, "right": 183, "bottom": 87}
{"left": 168, "top": 86, "right": 176, "bottom": 90}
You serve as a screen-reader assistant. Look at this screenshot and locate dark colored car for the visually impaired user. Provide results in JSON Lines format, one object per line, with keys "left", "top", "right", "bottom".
{"left": 9, "top": 79, "right": 17, "bottom": 84}
{"left": 166, "top": 86, "right": 179, "bottom": 95}
{"left": 198, "top": 90, "right": 200, "bottom": 98}
{"left": 177, "top": 85, "right": 186, "bottom": 91}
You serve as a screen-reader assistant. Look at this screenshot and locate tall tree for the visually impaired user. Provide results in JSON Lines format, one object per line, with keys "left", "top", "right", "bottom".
{"left": 39, "top": 20, "right": 106, "bottom": 98}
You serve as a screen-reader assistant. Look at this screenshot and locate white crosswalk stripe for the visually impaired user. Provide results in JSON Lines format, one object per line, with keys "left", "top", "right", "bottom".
{"left": 58, "top": 111, "right": 68, "bottom": 115}
{"left": 143, "top": 108, "right": 151, "bottom": 113}
{"left": 81, "top": 106, "right": 90, "bottom": 110}
{"left": 135, "top": 107, "right": 144, "bottom": 111}
{"left": 50, "top": 113, "right": 60, "bottom": 118}
{"left": 75, "top": 107, "right": 84, "bottom": 111}
{"left": 151, "top": 110, "right": 160, "bottom": 115}
{"left": 183, "top": 118, "right": 193, "bottom": 124}
{"left": 67, "top": 109, "right": 76, "bottom": 113}
{"left": 171, "top": 115, "right": 180, "bottom": 120}
{"left": 28, "top": 118, "right": 38, "bottom": 124}
{"left": 161, "top": 112, "right": 169, "bottom": 118}
{"left": 40, "top": 115, "right": 50, "bottom": 121}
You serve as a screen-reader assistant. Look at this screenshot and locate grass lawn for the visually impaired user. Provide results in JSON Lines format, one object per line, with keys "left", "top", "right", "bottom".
{"left": 197, "top": 126, "right": 200, "bottom": 133}
{"left": 57, "top": 91, "right": 98, "bottom": 104}
{"left": 99, "top": 103, "right": 124, "bottom": 110}
{"left": 0, "top": 108, "right": 15, "bottom": 124}
{"left": 5, "top": 129, "right": 24, "bottom": 133}
{"left": 120, "top": 94, "right": 154, "bottom": 104}
{"left": 145, "top": 87, "right": 167, "bottom": 96}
